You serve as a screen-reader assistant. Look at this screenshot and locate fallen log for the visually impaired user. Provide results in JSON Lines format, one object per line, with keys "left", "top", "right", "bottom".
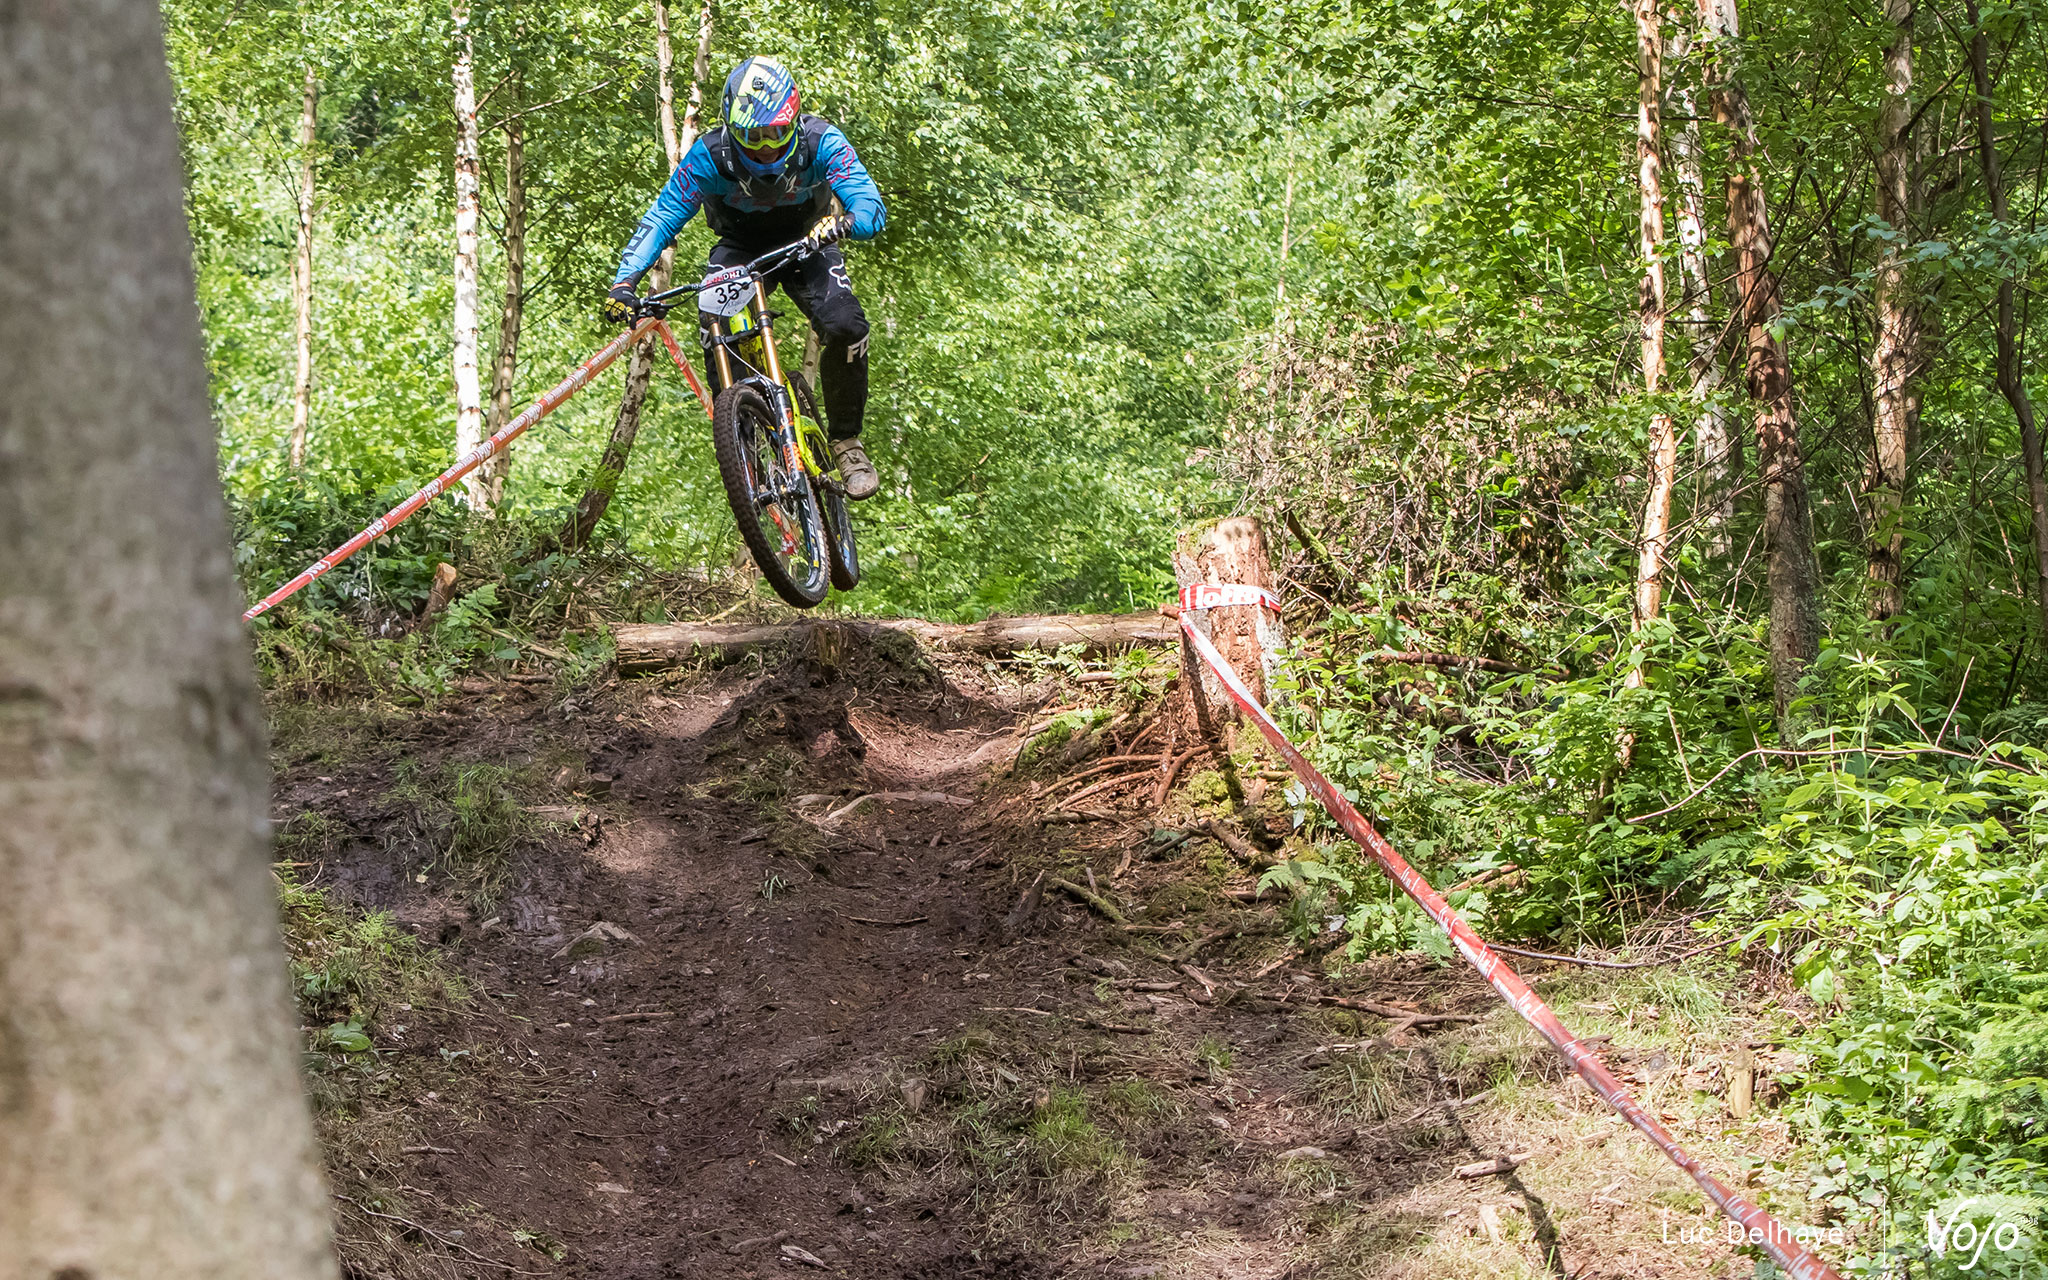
{"left": 612, "top": 612, "right": 1176, "bottom": 672}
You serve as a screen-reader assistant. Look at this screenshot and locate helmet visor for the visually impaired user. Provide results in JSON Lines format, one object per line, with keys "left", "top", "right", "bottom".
{"left": 733, "top": 122, "right": 796, "bottom": 162}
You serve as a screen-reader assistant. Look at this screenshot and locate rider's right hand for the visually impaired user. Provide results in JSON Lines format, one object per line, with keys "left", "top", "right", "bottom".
{"left": 601, "top": 283, "right": 639, "bottom": 328}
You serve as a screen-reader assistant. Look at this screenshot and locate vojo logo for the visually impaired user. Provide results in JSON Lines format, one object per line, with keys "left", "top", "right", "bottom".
{"left": 1927, "top": 1197, "right": 2032, "bottom": 1271}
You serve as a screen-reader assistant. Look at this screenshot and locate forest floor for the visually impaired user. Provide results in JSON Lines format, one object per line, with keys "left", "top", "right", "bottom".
{"left": 271, "top": 627, "right": 1811, "bottom": 1280}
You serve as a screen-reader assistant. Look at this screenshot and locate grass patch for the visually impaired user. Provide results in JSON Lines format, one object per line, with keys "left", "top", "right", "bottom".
{"left": 280, "top": 868, "right": 465, "bottom": 1033}
{"left": 386, "top": 759, "right": 540, "bottom": 908}
{"left": 831, "top": 1026, "right": 1154, "bottom": 1247}
{"left": 1319, "top": 1047, "right": 1407, "bottom": 1121}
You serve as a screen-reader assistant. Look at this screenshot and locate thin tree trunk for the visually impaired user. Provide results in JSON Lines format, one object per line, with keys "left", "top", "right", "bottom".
{"left": 1867, "top": 0, "right": 1923, "bottom": 621}
{"left": 1668, "top": 29, "right": 1736, "bottom": 554}
{"left": 0, "top": 1, "right": 337, "bottom": 1274}
{"left": 1629, "top": 0, "right": 1676, "bottom": 690}
{"left": 480, "top": 105, "right": 525, "bottom": 508}
{"left": 288, "top": 63, "right": 317, "bottom": 470}
{"left": 450, "top": 3, "right": 485, "bottom": 507}
{"left": 566, "top": 0, "right": 712, "bottom": 548}
{"left": 1965, "top": 0, "right": 2048, "bottom": 639}
{"left": 1702, "top": 0, "right": 1822, "bottom": 725}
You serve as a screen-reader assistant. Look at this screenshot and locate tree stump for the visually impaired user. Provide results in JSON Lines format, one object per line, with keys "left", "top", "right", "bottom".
{"left": 1165, "top": 518, "right": 1286, "bottom": 829}
{"left": 1174, "top": 517, "right": 1286, "bottom": 719}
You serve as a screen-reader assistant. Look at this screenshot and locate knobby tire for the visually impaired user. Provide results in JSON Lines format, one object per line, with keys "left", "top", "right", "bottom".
{"left": 712, "top": 383, "right": 830, "bottom": 607}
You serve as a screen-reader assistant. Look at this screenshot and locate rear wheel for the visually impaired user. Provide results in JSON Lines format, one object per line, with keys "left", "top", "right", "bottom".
{"left": 788, "top": 373, "right": 860, "bottom": 592}
{"left": 711, "top": 383, "right": 829, "bottom": 607}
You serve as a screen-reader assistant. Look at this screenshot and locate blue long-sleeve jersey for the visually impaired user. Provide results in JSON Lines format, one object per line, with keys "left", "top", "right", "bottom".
{"left": 613, "top": 116, "right": 886, "bottom": 285}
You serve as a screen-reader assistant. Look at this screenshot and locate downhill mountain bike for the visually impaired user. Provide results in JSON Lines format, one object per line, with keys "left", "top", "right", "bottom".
{"left": 636, "top": 237, "right": 859, "bottom": 608}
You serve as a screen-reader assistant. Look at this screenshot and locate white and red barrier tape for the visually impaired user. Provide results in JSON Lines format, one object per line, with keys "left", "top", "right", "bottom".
{"left": 243, "top": 317, "right": 709, "bottom": 623}
{"left": 1176, "top": 591, "right": 1842, "bottom": 1280}
{"left": 1179, "top": 582, "right": 1281, "bottom": 612}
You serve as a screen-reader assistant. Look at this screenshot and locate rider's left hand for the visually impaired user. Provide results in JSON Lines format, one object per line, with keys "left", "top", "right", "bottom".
{"left": 805, "top": 214, "right": 854, "bottom": 252}
{"left": 601, "top": 283, "right": 639, "bottom": 327}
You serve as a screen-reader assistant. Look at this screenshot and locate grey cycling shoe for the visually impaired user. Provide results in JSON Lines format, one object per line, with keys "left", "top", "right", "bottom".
{"left": 833, "top": 439, "right": 880, "bottom": 500}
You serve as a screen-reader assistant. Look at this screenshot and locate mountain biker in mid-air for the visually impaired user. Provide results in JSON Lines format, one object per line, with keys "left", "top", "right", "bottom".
{"left": 603, "top": 55, "right": 887, "bottom": 499}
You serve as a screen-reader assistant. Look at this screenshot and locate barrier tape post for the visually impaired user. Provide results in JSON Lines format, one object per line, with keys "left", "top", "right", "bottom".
{"left": 1177, "top": 592, "right": 1842, "bottom": 1280}
{"left": 243, "top": 317, "right": 708, "bottom": 623}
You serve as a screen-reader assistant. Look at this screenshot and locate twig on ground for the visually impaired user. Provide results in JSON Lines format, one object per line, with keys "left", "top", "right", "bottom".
{"left": 1486, "top": 936, "right": 1731, "bottom": 969}
{"left": 1456, "top": 1151, "right": 1539, "bottom": 1178}
{"left": 1254, "top": 949, "right": 1302, "bottom": 979}
{"left": 597, "top": 1010, "right": 676, "bottom": 1023}
{"left": 1176, "top": 925, "right": 1240, "bottom": 961}
{"left": 820, "top": 790, "right": 972, "bottom": 826}
{"left": 1049, "top": 754, "right": 1175, "bottom": 793}
{"left": 838, "top": 913, "right": 929, "bottom": 927}
{"left": 1153, "top": 746, "right": 1202, "bottom": 806}
{"left": 1049, "top": 877, "right": 1127, "bottom": 924}
{"left": 1054, "top": 772, "right": 1146, "bottom": 811}
{"left": 1193, "top": 818, "right": 1281, "bottom": 869}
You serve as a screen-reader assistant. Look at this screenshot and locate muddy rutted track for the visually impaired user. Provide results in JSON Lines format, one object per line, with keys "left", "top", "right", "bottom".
{"left": 288, "top": 640, "right": 1067, "bottom": 1277}
{"left": 280, "top": 633, "right": 1776, "bottom": 1280}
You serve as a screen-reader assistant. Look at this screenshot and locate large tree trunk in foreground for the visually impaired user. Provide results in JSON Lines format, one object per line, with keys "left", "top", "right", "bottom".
{"left": 289, "top": 63, "right": 317, "bottom": 470}
{"left": 1628, "top": 0, "right": 1675, "bottom": 689}
{"left": 614, "top": 613, "right": 1177, "bottom": 671}
{"left": 450, "top": 4, "right": 485, "bottom": 507}
{"left": 480, "top": 105, "right": 525, "bottom": 508}
{"left": 1965, "top": 0, "right": 2048, "bottom": 641}
{"left": 567, "top": 0, "right": 712, "bottom": 548}
{"left": 1867, "top": 0, "right": 1923, "bottom": 621}
{"left": 0, "top": 2, "right": 337, "bottom": 1275}
{"left": 1703, "top": 0, "right": 1822, "bottom": 725}
{"left": 1668, "top": 29, "right": 1736, "bottom": 555}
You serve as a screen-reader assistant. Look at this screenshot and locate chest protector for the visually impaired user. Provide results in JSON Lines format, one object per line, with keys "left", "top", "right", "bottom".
{"left": 700, "top": 115, "right": 835, "bottom": 246}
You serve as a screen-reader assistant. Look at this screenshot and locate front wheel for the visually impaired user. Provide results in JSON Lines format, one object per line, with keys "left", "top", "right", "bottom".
{"left": 712, "top": 383, "right": 829, "bottom": 607}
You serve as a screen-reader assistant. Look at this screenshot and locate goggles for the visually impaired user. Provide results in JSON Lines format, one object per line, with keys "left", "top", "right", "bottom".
{"left": 733, "top": 122, "right": 796, "bottom": 158}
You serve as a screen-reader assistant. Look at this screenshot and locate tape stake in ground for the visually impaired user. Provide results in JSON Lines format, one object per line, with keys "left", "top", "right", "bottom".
{"left": 1176, "top": 613, "right": 1843, "bottom": 1280}
{"left": 243, "top": 318, "right": 707, "bottom": 623}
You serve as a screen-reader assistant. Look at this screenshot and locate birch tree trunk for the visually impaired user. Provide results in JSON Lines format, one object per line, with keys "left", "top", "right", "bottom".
{"left": 1702, "top": 0, "right": 1822, "bottom": 725}
{"left": 1964, "top": 0, "right": 2048, "bottom": 640}
{"left": 480, "top": 105, "right": 525, "bottom": 509}
{"left": 1668, "top": 29, "right": 1736, "bottom": 554}
{"left": 1628, "top": 0, "right": 1676, "bottom": 688}
{"left": 288, "top": 63, "right": 317, "bottom": 470}
{"left": 1867, "top": 0, "right": 1923, "bottom": 621}
{"left": 450, "top": 3, "right": 485, "bottom": 507}
{"left": 0, "top": 1, "right": 337, "bottom": 1274}
{"left": 566, "top": 0, "right": 711, "bottom": 548}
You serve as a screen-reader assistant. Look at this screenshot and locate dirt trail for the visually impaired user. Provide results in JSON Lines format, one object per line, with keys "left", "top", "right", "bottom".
{"left": 279, "top": 634, "right": 1784, "bottom": 1280}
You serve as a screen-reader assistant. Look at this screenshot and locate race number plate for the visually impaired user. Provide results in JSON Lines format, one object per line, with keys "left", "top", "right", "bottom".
{"left": 699, "top": 268, "right": 757, "bottom": 318}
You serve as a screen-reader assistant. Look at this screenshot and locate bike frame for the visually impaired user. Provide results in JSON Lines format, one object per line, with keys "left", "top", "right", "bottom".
{"left": 648, "top": 239, "right": 842, "bottom": 552}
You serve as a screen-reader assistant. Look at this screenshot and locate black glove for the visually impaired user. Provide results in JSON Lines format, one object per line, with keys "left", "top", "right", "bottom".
{"left": 805, "top": 214, "right": 854, "bottom": 252}
{"left": 601, "top": 283, "right": 639, "bottom": 327}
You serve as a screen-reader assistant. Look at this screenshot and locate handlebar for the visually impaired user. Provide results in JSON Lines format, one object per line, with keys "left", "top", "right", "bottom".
{"left": 640, "top": 236, "right": 815, "bottom": 309}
